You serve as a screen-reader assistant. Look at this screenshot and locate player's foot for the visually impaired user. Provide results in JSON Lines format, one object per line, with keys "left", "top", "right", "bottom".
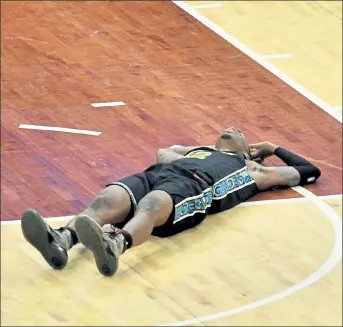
{"left": 21, "top": 209, "right": 72, "bottom": 269}
{"left": 74, "top": 215, "right": 126, "bottom": 276}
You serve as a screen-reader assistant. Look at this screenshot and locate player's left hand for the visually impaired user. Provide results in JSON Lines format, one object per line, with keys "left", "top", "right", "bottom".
{"left": 249, "top": 141, "right": 278, "bottom": 163}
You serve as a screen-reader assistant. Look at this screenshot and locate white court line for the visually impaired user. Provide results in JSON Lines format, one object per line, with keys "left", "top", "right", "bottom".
{"left": 172, "top": 1, "right": 342, "bottom": 124}
{"left": 157, "top": 186, "right": 342, "bottom": 326}
{"left": 1, "top": 194, "right": 341, "bottom": 226}
{"left": 191, "top": 4, "right": 223, "bottom": 9}
{"left": 332, "top": 105, "right": 342, "bottom": 112}
{"left": 1, "top": 216, "right": 75, "bottom": 226}
{"left": 19, "top": 124, "right": 102, "bottom": 136}
{"left": 239, "top": 193, "right": 342, "bottom": 206}
{"left": 262, "top": 53, "right": 293, "bottom": 59}
{"left": 91, "top": 101, "right": 126, "bottom": 108}
{"left": 1, "top": 194, "right": 341, "bottom": 326}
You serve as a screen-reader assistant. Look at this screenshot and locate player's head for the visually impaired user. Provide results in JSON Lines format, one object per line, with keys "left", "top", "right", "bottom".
{"left": 215, "top": 127, "right": 251, "bottom": 159}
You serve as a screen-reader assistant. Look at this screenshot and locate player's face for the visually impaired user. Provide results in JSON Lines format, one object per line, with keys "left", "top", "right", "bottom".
{"left": 215, "top": 127, "right": 249, "bottom": 155}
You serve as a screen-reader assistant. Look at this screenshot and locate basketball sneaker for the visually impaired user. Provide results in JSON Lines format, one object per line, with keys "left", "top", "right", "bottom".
{"left": 21, "top": 209, "right": 72, "bottom": 269}
{"left": 74, "top": 215, "right": 126, "bottom": 276}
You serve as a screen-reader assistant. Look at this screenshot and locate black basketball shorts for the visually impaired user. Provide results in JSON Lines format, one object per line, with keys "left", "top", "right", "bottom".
{"left": 106, "top": 165, "right": 213, "bottom": 237}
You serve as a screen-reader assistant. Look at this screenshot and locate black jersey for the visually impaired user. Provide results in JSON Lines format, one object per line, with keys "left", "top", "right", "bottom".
{"left": 112, "top": 146, "right": 259, "bottom": 237}
{"left": 169, "top": 147, "right": 258, "bottom": 213}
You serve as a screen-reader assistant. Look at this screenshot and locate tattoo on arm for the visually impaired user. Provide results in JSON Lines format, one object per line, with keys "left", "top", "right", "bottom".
{"left": 273, "top": 166, "right": 301, "bottom": 186}
{"left": 250, "top": 165, "right": 268, "bottom": 175}
{"left": 248, "top": 162, "right": 300, "bottom": 190}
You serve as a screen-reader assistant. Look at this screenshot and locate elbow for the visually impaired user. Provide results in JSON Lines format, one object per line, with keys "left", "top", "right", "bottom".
{"left": 302, "top": 165, "right": 321, "bottom": 185}
{"left": 313, "top": 165, "right": 321, "bottom": 180}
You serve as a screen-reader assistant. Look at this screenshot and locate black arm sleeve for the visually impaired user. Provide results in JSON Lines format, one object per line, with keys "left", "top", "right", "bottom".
{"left": 274, "top": 147, "right": 321, "bottom": 185}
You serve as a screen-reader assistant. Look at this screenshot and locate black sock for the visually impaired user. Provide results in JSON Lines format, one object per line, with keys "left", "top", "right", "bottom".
{"left": 120, "top": 230, "right": 133, "bottom": 250}
{"left": 64, "top": 227, "right": 79, "bottom": 247}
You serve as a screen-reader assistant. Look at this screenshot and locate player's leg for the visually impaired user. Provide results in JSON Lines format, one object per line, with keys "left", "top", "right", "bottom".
{"left": 74, "top": 190, "right": 173, "bottom": 276}
{"left": 67, "top": 184, "right": 131, "bottom": 230}
{"left": 74, "top": 174, "right": 211, "bottom": 277}
{"left": 20, "top": 184, "right": 134, "bottom": 270}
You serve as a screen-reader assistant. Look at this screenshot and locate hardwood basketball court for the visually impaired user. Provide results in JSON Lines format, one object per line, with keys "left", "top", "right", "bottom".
{"left": 1, "top": 1, "right": 342, "bottom": 326}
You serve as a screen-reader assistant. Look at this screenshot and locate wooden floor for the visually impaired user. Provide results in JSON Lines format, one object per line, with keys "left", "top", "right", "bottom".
{"left": 184, "top": 0, "right": 342, "bottom": 108}
{"left": 1, "top": 198, "right": 342, "bottom": 326}
{"left": 1, "top": 1, "right": 342, "bottom": 326}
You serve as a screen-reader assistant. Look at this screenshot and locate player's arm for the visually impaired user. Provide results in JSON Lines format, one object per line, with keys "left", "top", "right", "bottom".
{"left": 247, "top": 143, "right": 321, "bottom": 191}
{"left": 156, "top": 145, "right": 213, "bottom": 164}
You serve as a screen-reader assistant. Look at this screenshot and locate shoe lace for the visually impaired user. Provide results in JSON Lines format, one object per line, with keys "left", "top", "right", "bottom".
{"left": 110, "top": 225, "right": 120, "bottom": 232}
{"left": 105, "top": 225, "right": 121, "bottom": 240}
{"left": 109, "top": 225, "right": 128, "bottom": 251}
{"left": 51, "top": 227, "right": 70, "bottom": 248}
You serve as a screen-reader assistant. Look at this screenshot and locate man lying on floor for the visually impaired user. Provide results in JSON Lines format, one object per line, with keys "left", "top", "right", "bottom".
{"left": 21, "top": 127, "right": 321, "bottom": 276}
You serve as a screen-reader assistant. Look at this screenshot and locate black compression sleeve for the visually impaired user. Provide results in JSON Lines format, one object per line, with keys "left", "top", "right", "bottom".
{"left": 274, "top": 147, "right": 312, "bottom": 167}
{"left": 294, "top": 165, "right": 321, "bottom": 185}
{"left": 274, "top": 147, "right": 321, "bottom": 185}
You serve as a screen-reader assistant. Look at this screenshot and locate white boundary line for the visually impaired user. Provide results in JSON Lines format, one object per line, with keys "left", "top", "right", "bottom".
{"left": 19, "top": 124, "right": 102, "bottom": 136}
{"left": 1, "top": 194, "right": 341, "bottom": 326}
{"left": 1, "top": 216, "right": 75, "bottom": 226}
{"left": 172, "top": 1, "right": 342, "bottom": 123}
{"left": 91, "top": 101, "right": 125, "bottom": 108}
{"left": 1, "top": 194, "right": 341, "bottom": 226}
{"left": 157, "top": 186, "right": 342, "bottom": 326}
{"left": 239, "top": 193, "right": 342, "bottom": 206}
{"left": 4, "top": 4, "right": 342, "bottom": 324}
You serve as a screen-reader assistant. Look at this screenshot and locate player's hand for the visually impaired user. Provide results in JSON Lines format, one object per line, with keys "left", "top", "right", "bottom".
{"left": 249, "top": 142, "right": 278, "bottom": 162}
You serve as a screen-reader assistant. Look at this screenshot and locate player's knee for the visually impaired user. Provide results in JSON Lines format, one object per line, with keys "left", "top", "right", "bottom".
{"left": 101, "top": 185, "right": 123, "bottom": 201}
{"left": 89, "top": 190, "right": 112, "bottom": 211}
{"left": 89, "top": 186, "right": 130, "bottom": 211}
{"left": 136, "top": 190, "right": 173, "bottom": 225}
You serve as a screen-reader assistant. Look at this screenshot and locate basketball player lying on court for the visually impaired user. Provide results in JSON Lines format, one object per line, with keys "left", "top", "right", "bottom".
{"left": 21, "top": 128, "right": 321, "bottom": 276}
